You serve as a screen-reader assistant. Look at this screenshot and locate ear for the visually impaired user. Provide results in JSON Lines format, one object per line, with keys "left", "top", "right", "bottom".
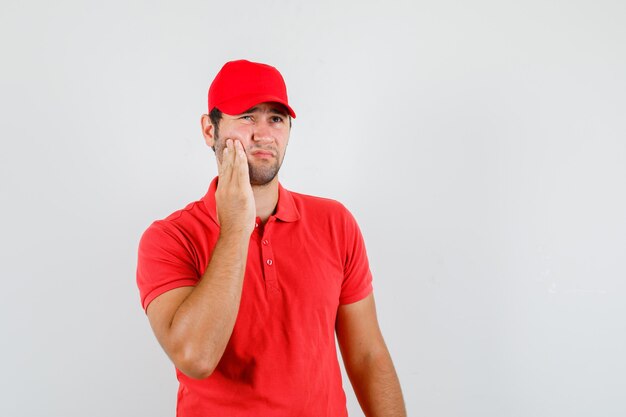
{"left": 200, "top": 114, "right": 215, "bottom": 149}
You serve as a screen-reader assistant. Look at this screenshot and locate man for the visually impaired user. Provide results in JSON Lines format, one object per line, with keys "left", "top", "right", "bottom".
{"left": 137, "top": 59, "right": 406, "bottom": 416}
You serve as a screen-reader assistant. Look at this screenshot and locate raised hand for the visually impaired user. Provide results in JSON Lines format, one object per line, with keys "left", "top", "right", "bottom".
{"left": 215, "top": 139, "right": 256, "bottom": 236}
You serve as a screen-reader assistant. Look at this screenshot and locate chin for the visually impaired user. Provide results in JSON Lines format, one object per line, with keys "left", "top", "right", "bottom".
{"left": 248, "top": 163, "right": 281, "bottom": 186}
{"left": 249, "top": 172, "right": 278, "bottom": 186}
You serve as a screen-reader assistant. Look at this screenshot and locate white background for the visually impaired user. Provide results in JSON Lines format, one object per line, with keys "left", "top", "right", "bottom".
{"left": 1, "top": 0, "right": 625, "bottom": 416}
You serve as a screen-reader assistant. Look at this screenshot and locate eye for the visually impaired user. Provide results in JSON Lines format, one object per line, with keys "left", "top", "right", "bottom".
{"left": 240, "top": 115, "right": 253, "bottom": 121}
{"left": 271, "top": 115, "right": 284, "bottom": 123}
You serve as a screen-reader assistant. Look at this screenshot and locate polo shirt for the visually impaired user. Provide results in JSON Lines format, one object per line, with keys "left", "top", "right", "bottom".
{"left": 137, "top": 177, "right": 373, "bottom": 417}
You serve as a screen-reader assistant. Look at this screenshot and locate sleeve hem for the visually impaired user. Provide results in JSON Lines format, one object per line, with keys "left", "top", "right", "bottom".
{"left": 339, "top": 282, "right": 373, "bottom": 305}
{"left": 141, "top": 279, "right": 198, "bottom": 312}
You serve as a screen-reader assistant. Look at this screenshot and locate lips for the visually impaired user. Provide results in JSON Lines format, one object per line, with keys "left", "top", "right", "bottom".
{"left": 250, "top": 149, "right": 276, "bottom": 157}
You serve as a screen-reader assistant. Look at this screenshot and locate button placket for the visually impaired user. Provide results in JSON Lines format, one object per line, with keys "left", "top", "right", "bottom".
{"left": 260, "top": 220, "right": 279, "bottom": 293}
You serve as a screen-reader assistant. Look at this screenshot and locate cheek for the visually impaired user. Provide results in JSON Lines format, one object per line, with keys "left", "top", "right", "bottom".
{"left": 232, "top": 124, "right": 254, "bottom": 138}
{"left": 216, "top": 127, "right": 253, "bottom": 151}
{"left": 228, "top": 127, "right": 254, "bottom": 149}
{"left": 276, "top": 130, "right": 290, "bottom": 148}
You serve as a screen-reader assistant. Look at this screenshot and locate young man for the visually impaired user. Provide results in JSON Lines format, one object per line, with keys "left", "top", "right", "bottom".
{"left": 137, "top": 60, "right": 406, "bottom": 416}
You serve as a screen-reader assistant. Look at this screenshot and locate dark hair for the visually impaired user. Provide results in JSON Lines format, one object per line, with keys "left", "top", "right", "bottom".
{"left": 209, "top": 107, "right": 223, "bottom": 141}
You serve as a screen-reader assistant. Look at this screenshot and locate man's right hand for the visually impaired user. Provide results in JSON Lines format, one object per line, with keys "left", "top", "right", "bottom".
{"left": 215, "top": 139, "right": 255, "bottom": 236}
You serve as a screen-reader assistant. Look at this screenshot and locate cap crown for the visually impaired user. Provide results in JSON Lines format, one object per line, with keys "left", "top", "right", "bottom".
{"left": 208, "top": 60, "right": 296, "bottom": 118}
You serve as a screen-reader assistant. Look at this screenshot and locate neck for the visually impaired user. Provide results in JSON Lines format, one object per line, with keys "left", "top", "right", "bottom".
{"left": 252, "top": 176, "right": 279, "bottom": 224}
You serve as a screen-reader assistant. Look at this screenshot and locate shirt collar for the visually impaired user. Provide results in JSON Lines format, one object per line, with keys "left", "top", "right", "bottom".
{"left": 203, "top": 176, "right": 300, "bottom": 225}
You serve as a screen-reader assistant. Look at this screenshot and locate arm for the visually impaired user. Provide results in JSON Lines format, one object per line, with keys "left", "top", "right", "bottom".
{"left": 336, "top": 293, "right": 406, "bottom": 417}
{"left": 146, "top": 139, "right": 255, "bottom": 379}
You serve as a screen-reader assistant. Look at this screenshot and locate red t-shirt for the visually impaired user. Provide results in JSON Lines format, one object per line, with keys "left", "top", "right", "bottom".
{"left": 137, "top": 178, "right": 373, "bottom": 416}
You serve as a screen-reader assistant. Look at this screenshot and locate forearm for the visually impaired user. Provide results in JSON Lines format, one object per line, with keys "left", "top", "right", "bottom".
{"left": 167, "top": 230, "right": 249, "bottom": 377}
{"left": 347, "top": 350, "right": 406, "bottom": 417}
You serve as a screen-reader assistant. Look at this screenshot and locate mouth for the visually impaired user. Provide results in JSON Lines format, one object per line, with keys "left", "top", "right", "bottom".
{"left": 250, "top": 149, "right": 276, "bottom": 158}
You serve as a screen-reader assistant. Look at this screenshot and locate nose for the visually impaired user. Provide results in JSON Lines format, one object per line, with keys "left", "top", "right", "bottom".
{"left": 251, "top": 120, "right": 273, "bottom": 143}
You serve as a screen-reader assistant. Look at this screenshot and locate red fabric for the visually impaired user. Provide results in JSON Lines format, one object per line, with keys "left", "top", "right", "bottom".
{"left": 137, "top": 177, "right": 373, "bottom": 416}
{"left": 208, "top": 59, "right": 296, "bottom": 118}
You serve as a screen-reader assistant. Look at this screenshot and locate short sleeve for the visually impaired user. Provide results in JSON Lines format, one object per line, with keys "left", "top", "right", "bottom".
{"left": 136, "top": 221, "right": 199, "bottom": 312}
{"left": 339, "top": 207, "right": 374, "bottom": 305}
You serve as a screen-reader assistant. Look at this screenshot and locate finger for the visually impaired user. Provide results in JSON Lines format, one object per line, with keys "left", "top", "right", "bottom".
{"left": 234, "top": 140, "right": 250, "bottom": 187}
{"left": 219, "top": 139, "right": 235, "bottom": 182}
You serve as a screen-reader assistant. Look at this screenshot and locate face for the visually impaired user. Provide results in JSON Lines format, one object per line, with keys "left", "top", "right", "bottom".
{"left": 202, "top": 102, "right": 291, "bottom": 186}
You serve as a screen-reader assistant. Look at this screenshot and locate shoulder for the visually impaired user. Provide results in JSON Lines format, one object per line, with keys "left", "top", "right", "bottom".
{"left": 286, "top": 189, "right": 361, "bottom": 231}
{"left": 139, "top": 199, "right": 212, "bottom": 248}
{"left": 288, "top": 189, "right": 347, "bottom": 212}
{"left": 160, "top": 199, "right": 207, "bottom": 226}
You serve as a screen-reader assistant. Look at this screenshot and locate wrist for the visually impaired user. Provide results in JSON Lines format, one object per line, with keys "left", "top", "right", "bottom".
{"left": 218, "top": 226, "right": 252, "bottom": 242}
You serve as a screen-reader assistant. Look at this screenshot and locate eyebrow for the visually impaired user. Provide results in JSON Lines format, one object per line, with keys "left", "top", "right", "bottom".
{"left": 241, "top": 106, "right": 288, "bottom": 116}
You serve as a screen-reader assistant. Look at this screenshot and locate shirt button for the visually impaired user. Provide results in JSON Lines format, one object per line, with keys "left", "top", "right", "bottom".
{"left": 266, "top": 259, "right": 273, "bottom": 266}
{"left": 262, "top": 239, "right": 269, "bottom": 246}
{"left": 255, "top": 223, "right": 259, "bottom": 228}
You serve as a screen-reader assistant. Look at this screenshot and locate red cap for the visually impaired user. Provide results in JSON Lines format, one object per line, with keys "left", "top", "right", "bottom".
{"left": 208, "top": 60, "right": 296, "bottom": 118}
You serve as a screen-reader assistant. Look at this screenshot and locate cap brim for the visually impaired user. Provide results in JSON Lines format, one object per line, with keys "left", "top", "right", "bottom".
{"left": 215, "top": 94, "right": 296, "bottom": 118}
